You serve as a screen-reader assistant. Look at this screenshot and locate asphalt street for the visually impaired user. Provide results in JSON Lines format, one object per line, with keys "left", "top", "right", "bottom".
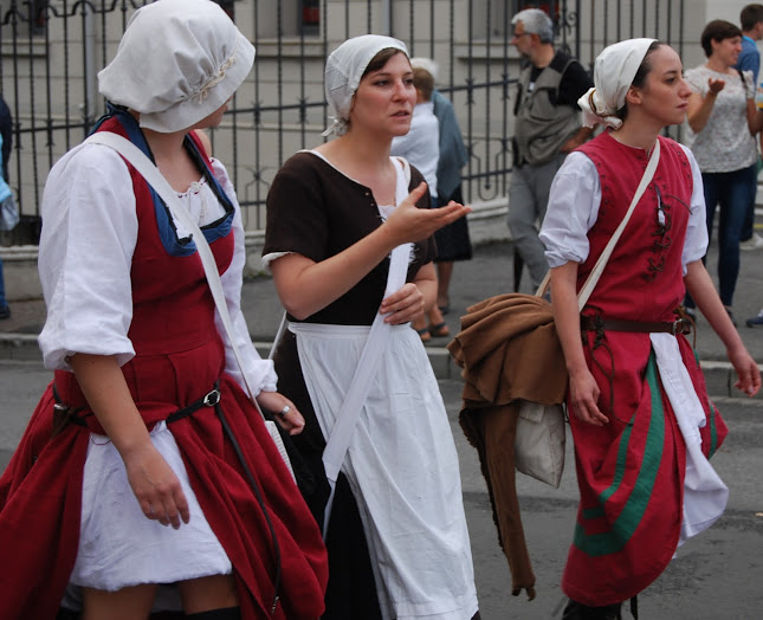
{"left": 1, "top": 240, "right": 762, "bottom": 618}
{"left": 0, "top": 360, "right": 761, "bottom": 619}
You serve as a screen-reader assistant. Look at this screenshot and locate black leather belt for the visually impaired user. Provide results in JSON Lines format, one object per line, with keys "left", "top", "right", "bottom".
{"left": 581, "top": 315, "right": 692, "bottom": 336}
{"left": 52, "top": 384, "right": 221, "bottom": 432}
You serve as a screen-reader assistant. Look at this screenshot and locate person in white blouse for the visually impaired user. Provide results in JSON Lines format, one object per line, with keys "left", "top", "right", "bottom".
{"left": 0, "top": 1, "right": 328, "bottom": 618}
{"left": 540, "top": 39, "right": 759, "bottom": 618}
{"left": 683, "top": 19, "right": 763, "bottom": 324}
{"left": 390, "top": 63, "right": 450, "bottom": 341}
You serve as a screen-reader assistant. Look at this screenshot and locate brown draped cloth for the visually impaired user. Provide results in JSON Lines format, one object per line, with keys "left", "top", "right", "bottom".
{"left": 447, "top": 293, "right": 568, "bottom": 600}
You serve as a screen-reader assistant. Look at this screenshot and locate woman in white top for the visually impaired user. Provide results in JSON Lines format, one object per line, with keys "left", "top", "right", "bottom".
{"left": 540, "top": 38, "right": 759, "bottom": 617}
{"left": 683, "top": 19, "right": 763, "bottom": 323}
{"left": 0, "top": 2, "right": 327, "bottom": 618}
{"left": 390, "top": 64, "right": 451, "bottom": 341}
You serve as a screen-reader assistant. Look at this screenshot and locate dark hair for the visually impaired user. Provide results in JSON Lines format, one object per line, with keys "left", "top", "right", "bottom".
{"left": 615, "top": 40, "right": 664, "bottom": 121}
{"left": 700, "top": 20, "right": 742, "bottom": 57}
{"left": 360, "top": 47, "right": 409, "bottom": 80}
{"left": 741, "top": 4, "right": 763, "bottom": 31}
{"left": 412, "top": 67, "right": 434, "bottom": 100}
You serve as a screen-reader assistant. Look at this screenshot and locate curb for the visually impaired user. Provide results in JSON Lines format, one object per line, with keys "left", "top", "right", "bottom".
{"left": 2, "top": 333, "right": 757, "bottom": 400}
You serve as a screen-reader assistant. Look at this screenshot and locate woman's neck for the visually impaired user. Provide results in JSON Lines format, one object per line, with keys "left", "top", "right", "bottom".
{"left": 318, "top": 127, "right": 393, "bottom": 175}
{"left": 316, "top": 127, "right": 399, "bottom": 204}
{"left": 142, "top": 128, "right": 186, "bottom": 160}
{"left": 609, "top": 119, "right": 660, "bottom": 152}
{"left": 142, "top": 128, "right": 200, "bottom": 192}
{"left": 705, "top": 56, "right": 732, "bottom": 74}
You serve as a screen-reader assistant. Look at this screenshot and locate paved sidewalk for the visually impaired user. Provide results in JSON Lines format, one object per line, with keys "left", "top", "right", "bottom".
{"left": 3, "top": 239, "right": 763, "bottom": 397}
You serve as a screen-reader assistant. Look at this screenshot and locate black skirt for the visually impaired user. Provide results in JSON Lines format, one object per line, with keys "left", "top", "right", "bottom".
{"left": 434, "top": 185, "right": 472, "bottom": 262}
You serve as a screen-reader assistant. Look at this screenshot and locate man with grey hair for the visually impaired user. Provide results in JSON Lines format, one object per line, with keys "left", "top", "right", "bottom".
{"left": 508, "top": 8, "right": 592, "bottom": 290}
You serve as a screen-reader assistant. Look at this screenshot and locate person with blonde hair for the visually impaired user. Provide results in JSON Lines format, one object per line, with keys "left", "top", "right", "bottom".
{"left": 409, "top": 56, "right": 473, "bottom": 322}
{"left": 390, "top": 62, "right": 450, "bottom": 341}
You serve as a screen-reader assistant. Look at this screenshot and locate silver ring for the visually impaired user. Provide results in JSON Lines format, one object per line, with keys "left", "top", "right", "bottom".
{"left": 277, "top": 405, "right": 290, "bottom": 417}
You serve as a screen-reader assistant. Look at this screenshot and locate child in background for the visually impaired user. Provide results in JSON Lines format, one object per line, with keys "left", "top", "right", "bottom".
{"left": 390, "top": 65, "right": 449, "bottom": 341}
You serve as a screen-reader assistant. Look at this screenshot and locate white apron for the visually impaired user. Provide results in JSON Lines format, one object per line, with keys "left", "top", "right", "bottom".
{"left": 291, "top": 322, "right": 477, "bottom": 620}
{"left": 650, "top": 333, "right": 729, "bottom": 545}
{"left": 289, "top": 157, "right": 477, "bottom": 619}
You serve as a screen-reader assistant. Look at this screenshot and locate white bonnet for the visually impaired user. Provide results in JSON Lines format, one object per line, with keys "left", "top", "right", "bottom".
{"left": 323, "top": 34, "right": 409, "bottom": 137}
{"left": 98, "top": 0, "right": 255, "bottom": 133}
{"left": 578, "top": 38, "right": 656, "bottom": 129}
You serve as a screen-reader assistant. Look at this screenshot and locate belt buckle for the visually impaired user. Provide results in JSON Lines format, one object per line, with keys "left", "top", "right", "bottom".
{"left": 671, "top": 318, "right": 686, "bottom": 335}
{"left": 203, "top": 388, "right": 221, "bottom": 407}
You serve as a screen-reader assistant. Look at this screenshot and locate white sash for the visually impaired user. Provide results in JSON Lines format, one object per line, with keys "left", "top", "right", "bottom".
{"left": 306, "top": 152, "right": 413, "bottom": 536}
{"left": 84, "top": 131, "right": 295, "bottom": 476}
{"left": 650, "top": 333, "right": 729, "bottom": 544}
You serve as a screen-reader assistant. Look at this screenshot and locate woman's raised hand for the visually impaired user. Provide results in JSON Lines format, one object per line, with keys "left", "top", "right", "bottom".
{"left": 384, "top": 182, "right": 471, "bottom": 245}
{"left": 707, "top": 77, "right": 725, "bottom": 95}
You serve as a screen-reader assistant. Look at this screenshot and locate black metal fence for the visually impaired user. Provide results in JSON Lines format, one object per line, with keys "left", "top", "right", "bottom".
{"left": 0, "top": 0, "right": 689, "bottom": 239}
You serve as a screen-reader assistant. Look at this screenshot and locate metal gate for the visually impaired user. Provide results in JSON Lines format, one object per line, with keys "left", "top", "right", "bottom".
{"left": 0, "top": 0, "right": 688, "bottom": 239}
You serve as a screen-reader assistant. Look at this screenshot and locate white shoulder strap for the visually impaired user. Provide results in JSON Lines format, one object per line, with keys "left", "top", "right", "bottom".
{"left": 319, "top": 156, "right": 412, "bottom": 536}
{"left": 84, "top": 132, "right": 264, "bottom": 416}
{"left": 536, "top": 138, "right": 661, "bottom": 309}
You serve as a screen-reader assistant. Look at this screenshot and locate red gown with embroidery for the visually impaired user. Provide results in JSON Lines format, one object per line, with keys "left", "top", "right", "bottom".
{"left": 0, "top": 113, "right": 328, "bottom": 619}
{"left": 562, "top": 132, "right": 727, "bottom": 606}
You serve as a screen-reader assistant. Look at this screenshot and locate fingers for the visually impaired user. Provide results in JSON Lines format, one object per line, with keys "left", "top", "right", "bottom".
{"left": 570, "top": 374, "right": 608, "bottom": 426}
{"left": 275, "top": 406, "right": 306, "bottom": 436}
{"left": 284, "top": 410, "right": 306, "bottom": 436}
{"left": 257, "top": 391, "right": 306, "bottom": 434}
{"left": 138, "top": 481, "right": 189, "bottom": 529}
{"left": 729, "top": 350, "right": 761, "bottom": 397}
{"left": 402, "top": 181, "right": 429, "bottom": 207}
{"left": 125, "top": 446, "right": 189, "bottom": 529}
{"left": 174, "top": 487, "right": 191, "bottom": 525}
{"left": 435, "top": 201, "right": 472, "bottom": 226}
{"left": 574, "top": 400, "right": 609, "bottom": 426}
{"left": 380, "top": 282, "right": 417, "bottom": 308}
{"left": 380, "top": 283, "right": 425, "bottom": 324}
{"left": 386, "top": 193, "right": 471, "bottom": 244}
{"left": 734, "top": 361, "right": 761, "bottom": 397}
{"left": 708, "top": 78, "right": 725, "bottom": 94}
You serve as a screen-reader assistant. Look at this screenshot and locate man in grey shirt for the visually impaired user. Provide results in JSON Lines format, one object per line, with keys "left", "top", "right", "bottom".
{"left": 508, "top": 8, "right": 592, "bottom": 290}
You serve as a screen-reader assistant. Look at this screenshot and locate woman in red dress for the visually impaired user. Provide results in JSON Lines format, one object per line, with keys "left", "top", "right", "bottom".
{"left": 0, "top": 2, "right": 327, "bottom": 618}
{"left": 540, "top": 39, "right": 760, "bottom": 618}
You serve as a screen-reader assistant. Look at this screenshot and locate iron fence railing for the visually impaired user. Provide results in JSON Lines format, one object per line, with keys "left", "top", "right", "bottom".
{"left": 0, "top": 0, "right": 687, "bottom": 242}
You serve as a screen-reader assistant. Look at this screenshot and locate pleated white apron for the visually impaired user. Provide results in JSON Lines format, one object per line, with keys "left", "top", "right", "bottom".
{"left": 291, "top": 322, "right": 477, "bottom": 619}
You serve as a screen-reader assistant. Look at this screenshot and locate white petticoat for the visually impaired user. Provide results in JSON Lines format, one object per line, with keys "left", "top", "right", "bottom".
{"left": 291, "top": 321, "right": 478, "bottom": 620}
{"left": 650, "top": 333, "right": 729, "bottom": 545}
{"left": 70, "top": 420, "right": 231, "bottom": 591}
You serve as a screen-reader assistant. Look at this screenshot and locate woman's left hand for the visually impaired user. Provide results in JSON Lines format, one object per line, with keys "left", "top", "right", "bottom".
{"left": 380, "top": 282, "right": 425, "bottom": 324}
{"left": 256, "top": 390, "right": 305, "bottom": 435}
{"left": 727, "top": 346, "right": 761, "bottom": 397}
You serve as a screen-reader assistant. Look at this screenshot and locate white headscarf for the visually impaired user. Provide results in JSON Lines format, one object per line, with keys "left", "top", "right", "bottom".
{"left": 323, "top": 34, "right": 409, "bottom": 137}
{"left": 98, "top": 0, "right": 254, "bottom": 134}
{"left": 578, "top": 38, "right": 656, "bottom": 129}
